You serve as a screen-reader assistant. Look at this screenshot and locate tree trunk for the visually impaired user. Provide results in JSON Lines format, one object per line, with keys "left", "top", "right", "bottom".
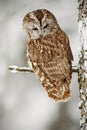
{"left": 78, "top": 0, "right": 87, "bottom": 129}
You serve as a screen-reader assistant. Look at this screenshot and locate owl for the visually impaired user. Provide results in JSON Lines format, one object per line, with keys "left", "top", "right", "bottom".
{"left": 23, "top": 9, "right": 73, "bottom": 101}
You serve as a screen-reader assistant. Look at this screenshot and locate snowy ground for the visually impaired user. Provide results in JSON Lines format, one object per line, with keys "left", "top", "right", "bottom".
{"left": 0, "top": 0, "right": 80, "bottom": 130}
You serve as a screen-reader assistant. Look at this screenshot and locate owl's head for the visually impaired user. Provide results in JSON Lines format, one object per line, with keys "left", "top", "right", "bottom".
{"left": 23, "top": 9, "right": 59, "bottom": 40}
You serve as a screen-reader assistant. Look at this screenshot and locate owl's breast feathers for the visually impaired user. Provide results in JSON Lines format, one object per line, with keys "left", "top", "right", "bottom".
{"left": 27, "top": 29, "right": 73, "bottom": 101}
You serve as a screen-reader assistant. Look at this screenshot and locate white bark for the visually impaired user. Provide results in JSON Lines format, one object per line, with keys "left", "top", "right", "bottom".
{"left": 78, "top": 0, "right": 87, "bottom": 129}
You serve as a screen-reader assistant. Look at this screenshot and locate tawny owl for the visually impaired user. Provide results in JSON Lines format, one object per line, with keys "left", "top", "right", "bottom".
{"left": 23, "top": 9, "right": 73, "bottom": 101}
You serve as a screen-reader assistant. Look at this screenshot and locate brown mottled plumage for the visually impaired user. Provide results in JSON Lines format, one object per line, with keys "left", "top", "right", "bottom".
{"left": 23, "top": 9, "right": 73, "bottom": 101}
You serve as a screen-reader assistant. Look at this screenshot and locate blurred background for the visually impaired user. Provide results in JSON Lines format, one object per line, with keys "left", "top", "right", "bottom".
{"left": 0, "top": 0, "right": 80, "bottom": 130}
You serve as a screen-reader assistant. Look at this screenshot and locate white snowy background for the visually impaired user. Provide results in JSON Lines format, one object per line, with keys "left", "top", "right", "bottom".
{"left": 0, "top": 0, "right": 80, "bottom": 130}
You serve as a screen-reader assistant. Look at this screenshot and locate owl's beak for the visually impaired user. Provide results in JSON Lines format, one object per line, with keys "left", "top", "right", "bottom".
{"left": 40, "top": 34, "right": 42, "bottom": 38}
{"left": 39, "top": 30, "right": 43, "bottom": 38}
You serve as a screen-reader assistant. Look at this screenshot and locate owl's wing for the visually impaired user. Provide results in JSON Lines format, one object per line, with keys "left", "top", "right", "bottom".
{"left": 58, "top": 29, "right": 73, "bottom": 62}
{"left": 28, "top": 32, "right": 73, "bottom": 101}
{"left": 64, "top": 35, "right": 73, "bottom": 61}
{"left": 30, "top": 30, "right": 73, "bottom": 101}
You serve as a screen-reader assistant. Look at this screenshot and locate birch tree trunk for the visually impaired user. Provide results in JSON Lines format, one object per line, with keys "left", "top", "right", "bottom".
{"left": 78, "top": 0, "right": 87, "bottom": 129}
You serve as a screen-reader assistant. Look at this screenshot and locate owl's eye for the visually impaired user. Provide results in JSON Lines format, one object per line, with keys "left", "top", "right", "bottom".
{"left": 32, "top": 26, "right": 38, "bottom": 31}
{"left": 43, "top": 23, "right": 49, "bottom": 29}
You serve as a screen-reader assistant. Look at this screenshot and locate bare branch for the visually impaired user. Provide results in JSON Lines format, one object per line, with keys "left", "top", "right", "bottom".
{"left": 8, "top": 65, "right": 79, "bottom": 73}
{"left": 8, "top": 65, "right": 33, "bottom": 73}
{"left": 72, "top": 66, "right": 78, "bottom": 73}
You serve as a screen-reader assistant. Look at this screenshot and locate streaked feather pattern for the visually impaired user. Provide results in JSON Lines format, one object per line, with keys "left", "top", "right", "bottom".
{"left": 23, "top": 9, "right": 73, "bottom": 101}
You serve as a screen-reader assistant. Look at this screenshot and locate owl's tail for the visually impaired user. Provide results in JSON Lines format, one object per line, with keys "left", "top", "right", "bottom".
{"left": 42, "top": 78, "right": 71, "bottom": 102}
{"left": 33, "top": 64, "right": 71, "bottom": 102}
